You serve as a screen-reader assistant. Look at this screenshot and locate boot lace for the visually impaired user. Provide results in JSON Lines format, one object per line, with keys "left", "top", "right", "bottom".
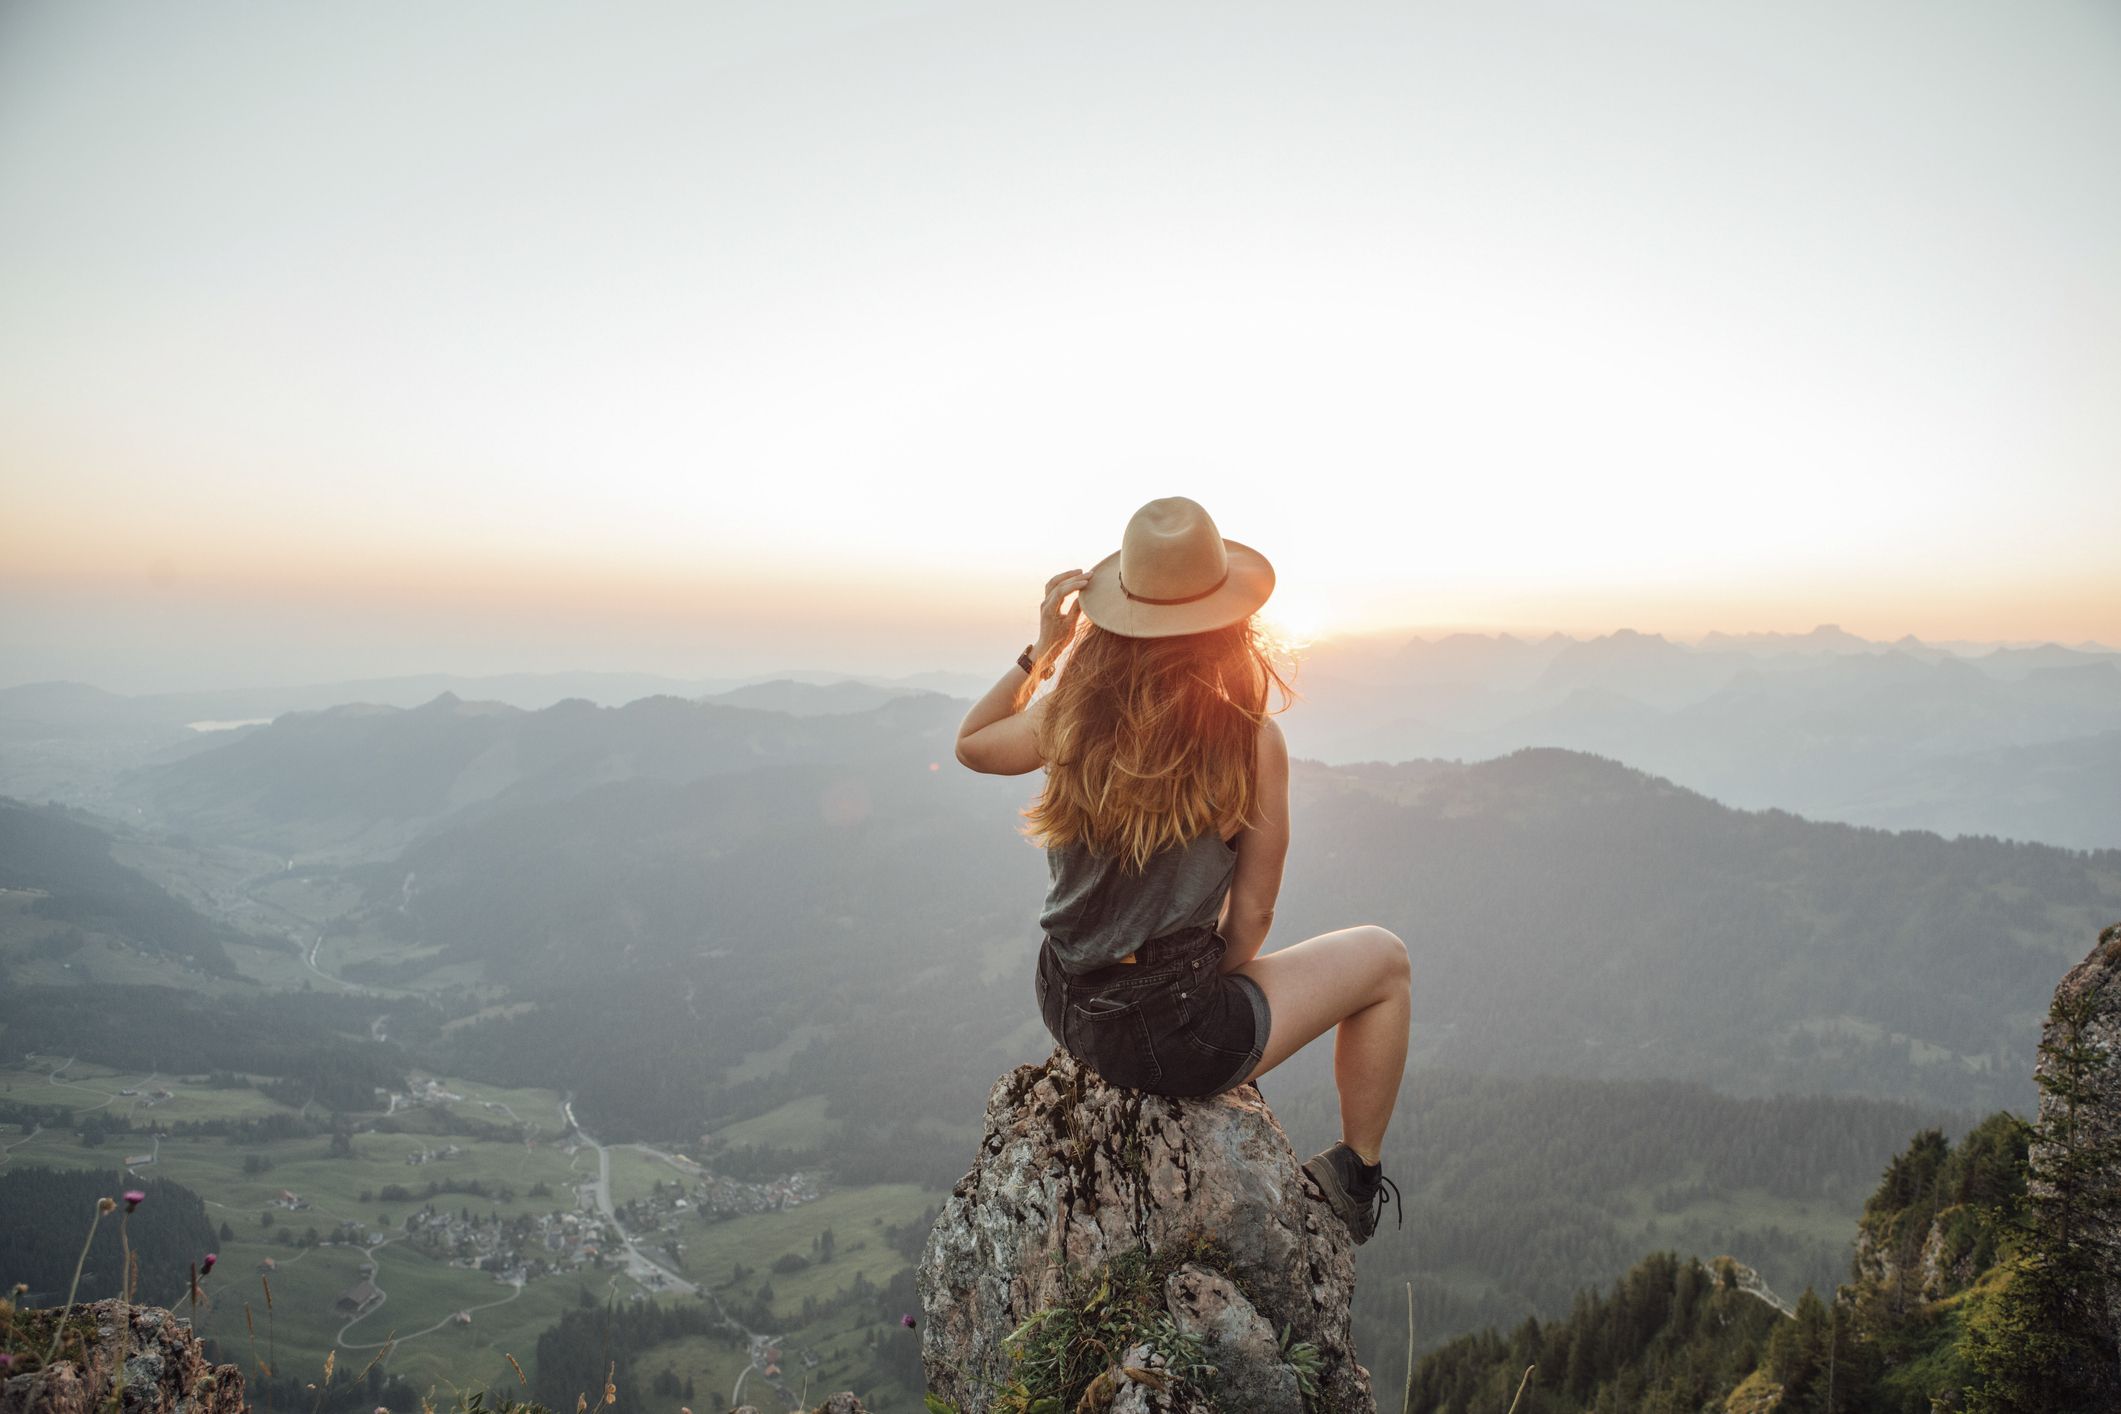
{"left": 1368, "top": 1173, "right": 1403, "bottom": 1233}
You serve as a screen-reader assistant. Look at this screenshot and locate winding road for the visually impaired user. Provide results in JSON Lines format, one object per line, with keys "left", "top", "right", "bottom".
{"left": 563, "top": 1102, "right": 791, "bottom": 1409}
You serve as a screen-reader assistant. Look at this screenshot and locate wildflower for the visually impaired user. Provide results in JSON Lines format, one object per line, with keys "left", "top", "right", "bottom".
{"left": 123, "top": 1190, "right": 147, "bottom": 1212}
{"left": 0, "top": 1353, "right": 14, "bottom": 1370}
{"left": 901, "top": 1313, "right": 917, "bottom": 1329}
{"left": 98, "top": 1197, "right": 118, "bottom": 1214}
{"left": 202, "top": 1253, "right": 218, "bottom": 1275}
{"left": 375, "top": 1406, "right": 390, "bottom": 1414}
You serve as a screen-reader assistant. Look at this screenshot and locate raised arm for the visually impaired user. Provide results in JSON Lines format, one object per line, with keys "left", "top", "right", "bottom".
{"left": 955, "top": 568, "right": 1089, "bottom": 776}
{"left": 1217, "top": 715, "right": 1289, "bottom": 972}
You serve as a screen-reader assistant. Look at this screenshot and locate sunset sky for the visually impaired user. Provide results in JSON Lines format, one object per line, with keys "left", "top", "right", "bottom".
{"left": 3, "top": 1, "right": 2117, "bottom": 691}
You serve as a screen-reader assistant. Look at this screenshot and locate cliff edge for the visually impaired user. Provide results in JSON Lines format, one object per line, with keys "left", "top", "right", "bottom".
{"left": 2031, "top": 918, "right": 2121, "bottom": 1357}
{"left": 918, "top": 1048, "right": 1375, "bottom": 1413}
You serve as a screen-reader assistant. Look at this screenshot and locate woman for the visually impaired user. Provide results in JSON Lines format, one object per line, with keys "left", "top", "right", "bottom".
{"left": 954, "top": 496, "right": 1409, "bottom": 1246}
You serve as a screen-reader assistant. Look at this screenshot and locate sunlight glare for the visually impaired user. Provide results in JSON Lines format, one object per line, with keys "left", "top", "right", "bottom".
{"left": 1258, "top": 588, "right": 1334, "bottom": 650}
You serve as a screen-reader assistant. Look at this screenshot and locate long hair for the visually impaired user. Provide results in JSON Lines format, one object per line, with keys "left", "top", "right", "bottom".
{"left": 1022, "top": 614, "right": 1298, "bottom": 873}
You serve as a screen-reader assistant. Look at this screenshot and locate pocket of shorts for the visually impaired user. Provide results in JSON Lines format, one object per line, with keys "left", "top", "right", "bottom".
{"left": 1175, "top": 979, "right": 1260, "bottom": 1061}
{"left": 1064, "top": 995, "right": 1161, "bottom": 1087}
{"left": 1182, "top": 1028, "right": 1256, "bottom": 1062}
{"left": 1068, "top": 991, "right": 1150, "bottom": 1022}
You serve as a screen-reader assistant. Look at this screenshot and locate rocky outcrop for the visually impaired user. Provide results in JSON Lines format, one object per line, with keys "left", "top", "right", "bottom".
{"left": 0, "top": 1300, "right": 245, "bottom": 1414}
{"left": 729, "top": 1395, "right": 868, "bottom": 1414}
{"left": 918, "top": 1048, "right": 1374, "bottom": 1413}
{"left": 2031, "top": 920, "right": 2121, "bottom": 1356}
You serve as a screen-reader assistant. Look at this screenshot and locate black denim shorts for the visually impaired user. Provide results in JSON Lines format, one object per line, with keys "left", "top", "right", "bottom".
{"left": 1035, "top": 925, "right": 1272, "bottom": 1098}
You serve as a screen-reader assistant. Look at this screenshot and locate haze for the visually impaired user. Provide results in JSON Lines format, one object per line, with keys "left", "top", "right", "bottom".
{"left": 3, "top": 0, "right": 2118, "bottom": 692}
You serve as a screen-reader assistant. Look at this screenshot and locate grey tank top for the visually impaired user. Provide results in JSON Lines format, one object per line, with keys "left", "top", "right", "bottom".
{"left": 1039, "top": 829, "right": 1239, "bottom": 973}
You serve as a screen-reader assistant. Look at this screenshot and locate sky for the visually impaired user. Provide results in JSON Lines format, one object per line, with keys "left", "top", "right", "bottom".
{"left": 3, "top": 0, "right": 2118, "bottom": 691}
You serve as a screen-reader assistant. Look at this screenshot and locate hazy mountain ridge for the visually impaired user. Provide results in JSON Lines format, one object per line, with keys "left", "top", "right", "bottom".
{"left": 0, "top": 671, "right": 978, "bottom": 822}
{"left": 10, "top": 622, "right": 2119, "bottom": 846}
{"left": 1289, "top": 627, "right": 2121, "bottom": 848}
{"left": 89, "top": 688, "right": 2116, "bottom": 1115}
{"left": 0, "top": 669, "right": 971, "bottom": 731}
{"left": 110, "top": 690, "right": 971, "bottom": 859}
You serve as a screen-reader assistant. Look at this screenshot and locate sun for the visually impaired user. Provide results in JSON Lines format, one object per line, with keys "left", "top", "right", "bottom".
{"left": 1258, "top": 589, "right": 1334, "bottom": 648}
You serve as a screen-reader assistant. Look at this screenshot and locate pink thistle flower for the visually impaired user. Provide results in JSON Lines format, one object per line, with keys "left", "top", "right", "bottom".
{"left": 123, "top": 1190, "right": 146, "bottom": 1212}
{"left": 201, "top": 1253, "right": 218, "bottom": 1274}
{"left": 900, "top": 1313, "right": 917, "bottom": 1329}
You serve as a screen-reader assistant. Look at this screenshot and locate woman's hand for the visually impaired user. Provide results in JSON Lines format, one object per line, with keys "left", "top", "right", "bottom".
{"left": 1036, "top": 568, "right": 1091, "bottom": 664}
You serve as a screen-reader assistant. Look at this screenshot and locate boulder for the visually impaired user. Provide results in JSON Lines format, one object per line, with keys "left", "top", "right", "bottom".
{"left": 918, "top": 1048, "right": 1374, "bottom": 1412}
{"left": 0, "top": 1300, "right": 245, "bottom": 1414}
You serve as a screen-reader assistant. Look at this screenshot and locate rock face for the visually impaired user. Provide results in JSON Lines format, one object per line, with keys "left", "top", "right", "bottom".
{"left": 0, "top": 1300, "right": 245, "bottom": 1414}
{"left": 2032, "top": 920, "right": 2121, "bottom": 1357}
{"left": 730, "top": 1395, "right": 869, "bottom": 1414}
{"left": 918, "top": 1048, "right": 1374, "bottom": 1413}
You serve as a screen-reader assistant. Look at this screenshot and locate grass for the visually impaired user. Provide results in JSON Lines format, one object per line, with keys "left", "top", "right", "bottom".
{"left": 723, "top": 1024, "right": 829, "bottom": 1084}
{"left": 709, "top": 1095, "right": 836, "bottom": 1150}
{"left": 602, "top": 1147, "right": 678, "bottom": 1210}
{"left": 181, "top": 1238, "right": 608, "bottom": 1394}
{"left": 5, "top": 1133, "right": 622, "bottom": 1392}
{"left": 628, "top": 1331, "right": 753, "bottom": 1409}
{"left": 635, "top": 1303, "right": 923, "bottom": 1411}
{"left": 0, "top": 1060, "right": 303, "bottom": 1127}
{"left": 427, "top": 1079, "right": 572, "bottom": 1138}
{"left": 693, "top": 1184, "right": 935, "bottom": 1322}
{"left": 0, "top": 1072, "right": 936, "bottom": 1397}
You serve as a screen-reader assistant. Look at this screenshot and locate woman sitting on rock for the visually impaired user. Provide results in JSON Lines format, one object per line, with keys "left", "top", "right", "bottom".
{"left": 954, "top": 496, "right": 1409, "bottom": 1246}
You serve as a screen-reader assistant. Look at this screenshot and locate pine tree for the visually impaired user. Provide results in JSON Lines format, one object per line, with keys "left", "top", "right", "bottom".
{"left": 1963, "top": 987, "right": 2121, "bottom": 1412}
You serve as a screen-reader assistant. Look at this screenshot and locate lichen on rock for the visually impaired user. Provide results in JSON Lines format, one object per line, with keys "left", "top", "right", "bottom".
{"left": 0, "top": 1300, "right": 245, "bottom": 1414}
{"left": 918, "top": 1047, "right": 1374, "bottom": 1412}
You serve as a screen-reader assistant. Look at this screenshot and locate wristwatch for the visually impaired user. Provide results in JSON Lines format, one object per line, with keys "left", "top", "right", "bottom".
{"left": 1018, "top": 644, "right": 1055, "bottom": 680}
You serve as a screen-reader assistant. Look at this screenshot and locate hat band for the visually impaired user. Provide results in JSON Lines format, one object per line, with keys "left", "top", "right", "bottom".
{"left": 1119, "top": 567, "right": 1230, "bottom": 606}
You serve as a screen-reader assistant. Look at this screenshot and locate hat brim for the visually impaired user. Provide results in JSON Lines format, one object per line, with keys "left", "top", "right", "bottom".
{"left": 1076, "top": 539, "right": 1275, "bottom": 639}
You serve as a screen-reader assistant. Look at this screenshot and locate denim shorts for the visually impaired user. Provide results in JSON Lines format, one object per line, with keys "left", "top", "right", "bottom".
{"left": 1035, "top": 925, "right": 1272, "bottom": 1097}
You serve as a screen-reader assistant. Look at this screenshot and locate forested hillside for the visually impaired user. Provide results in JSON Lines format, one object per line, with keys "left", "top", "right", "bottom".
{"left": 0, "top": 1168, "right": 218, "bottom": 1306}
{"left": 0, "top": 798, "right": 237, "bottom": 975}
{"left": 1410, "top": 944, "right": 2121, "bottom": 1414}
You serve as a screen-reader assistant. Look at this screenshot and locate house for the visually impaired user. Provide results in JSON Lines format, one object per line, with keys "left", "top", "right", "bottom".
{"left": 334, "top": 1279, "right": 383, "bottom": 1314}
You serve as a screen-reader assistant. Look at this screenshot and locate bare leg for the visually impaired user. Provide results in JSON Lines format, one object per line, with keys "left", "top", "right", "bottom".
{"left": 1234, "top": 925, "right": 1410, "bottom": 1163}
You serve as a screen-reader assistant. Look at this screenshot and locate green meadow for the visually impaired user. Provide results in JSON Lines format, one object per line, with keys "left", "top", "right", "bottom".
{"left": 0, "top": 1066, "right": 939, "bottom": 1398}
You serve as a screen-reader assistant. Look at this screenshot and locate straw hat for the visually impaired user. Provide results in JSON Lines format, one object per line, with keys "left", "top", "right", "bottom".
{"left": 1077, "top": 497, "right": 1275, "bottom": 638}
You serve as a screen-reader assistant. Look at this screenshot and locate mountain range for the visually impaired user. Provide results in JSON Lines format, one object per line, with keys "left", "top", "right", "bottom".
{"left": 29, "top": 687, "right": 2114, "bottom": 1118}
{"left": 8, "top": 623, "right": 2116, "bottom": 847}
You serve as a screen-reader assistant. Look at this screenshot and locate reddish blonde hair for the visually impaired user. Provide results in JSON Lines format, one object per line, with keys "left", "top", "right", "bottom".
{"left": 1023, "top": 616, "right": 1297, "bottom": 873}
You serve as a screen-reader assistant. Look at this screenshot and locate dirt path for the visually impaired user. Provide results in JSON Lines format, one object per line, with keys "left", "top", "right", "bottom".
{"left": 336, "top": 1267, "right": 524, "bottom": 1350}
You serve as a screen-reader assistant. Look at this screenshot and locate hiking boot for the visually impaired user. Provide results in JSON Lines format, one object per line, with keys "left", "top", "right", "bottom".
{"left": 1302, "top": 1142, "right": 1402, "bottom": 1247}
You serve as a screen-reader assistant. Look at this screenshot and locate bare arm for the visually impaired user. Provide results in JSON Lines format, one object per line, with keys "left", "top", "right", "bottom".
{"left": 955, "top": 568, "right": 1089, "bottom": 776}
{"left": 954, "top": 671, "right": 1047, "bottom": 776}
{"left": 1217, "top": 715, "right": 1289, "bottom": 972}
